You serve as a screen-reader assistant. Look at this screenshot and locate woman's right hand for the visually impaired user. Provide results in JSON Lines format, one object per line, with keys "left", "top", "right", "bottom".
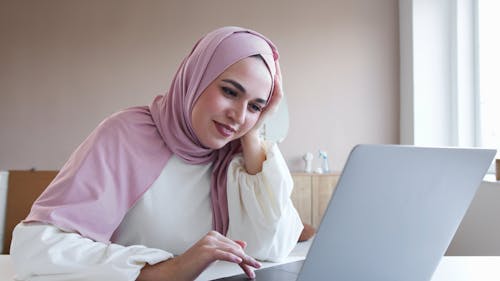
{"left": 137, "top": 231, "right": 261, "bottom": 281}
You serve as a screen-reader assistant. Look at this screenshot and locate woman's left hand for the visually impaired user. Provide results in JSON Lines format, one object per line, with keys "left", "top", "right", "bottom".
{"left": 240, "top": 64, "right": 283, "bottom": 175}
{"left": 245, "top": 64, "right": 284, "bottom": 138}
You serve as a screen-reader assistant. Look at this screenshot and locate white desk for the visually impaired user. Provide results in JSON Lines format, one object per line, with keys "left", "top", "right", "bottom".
{"left": 196, "top": 240, "right": 500, "bottom": 281}
{"left": 2, "top": 240, "right": 500, "bottom": 281}
{"left": 200, "top": 256, "right": 500, "bottom": 281}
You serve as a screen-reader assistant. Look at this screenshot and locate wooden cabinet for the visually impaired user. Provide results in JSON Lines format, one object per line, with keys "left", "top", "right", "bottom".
{"left": 291, "top": 173, "right": 340, "bottom": 228}
{"left": 290, "top": 174, "right": 313, "bottom": 225}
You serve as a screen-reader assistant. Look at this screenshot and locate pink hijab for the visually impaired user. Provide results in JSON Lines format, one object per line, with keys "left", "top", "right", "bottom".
{"left": 25, "top": 26, "right": 279, "bottom": 243}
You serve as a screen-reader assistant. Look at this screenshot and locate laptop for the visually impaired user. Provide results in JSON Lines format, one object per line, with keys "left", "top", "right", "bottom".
{"left": 216, "top": 144, "right": 496, "bottom": 281}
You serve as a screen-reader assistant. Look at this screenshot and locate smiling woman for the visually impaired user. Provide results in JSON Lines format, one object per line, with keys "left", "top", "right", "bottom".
{"left": 9, "top": 26, "right": 303, "bottom": 281}
{"left": 191, "top": 56, "right": 273, "bottom": 150}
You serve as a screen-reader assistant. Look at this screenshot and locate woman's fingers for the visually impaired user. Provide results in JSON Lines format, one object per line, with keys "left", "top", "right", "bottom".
{"left": 211, "top": 243, "right": 258, "bottom": 279}
{"left": 245, "top": 65, "right": 284, "bottom": 137}
{"left": 212, "top": 248, "right": 243, "bottom": 263}
{"left": 204, "top": 232, "right": 261, "bottom": 268}
{"left": 261, "top": 67, "right": 284, "bottom": 117}
{"left": 181, "top": 231, "right": 261, "bottom": 280}
{"left": 234, "top": 240, "right": 259, "bottom": 279}
{"left": 213, "top": 242, "right": 261, "bottom": 268}
{"left": 234, "top": 240, "right": 247, "bottom": 249}
{"left": 240, "top": 263, "right": 256, "bottom": 279}
{"left": 269, "top": 76, "right": 283, "bottom": 110}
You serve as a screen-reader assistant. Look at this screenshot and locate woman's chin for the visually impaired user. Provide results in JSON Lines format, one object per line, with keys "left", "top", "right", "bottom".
{"left": 201, "top": 139, "right": 230, "bottom": 150}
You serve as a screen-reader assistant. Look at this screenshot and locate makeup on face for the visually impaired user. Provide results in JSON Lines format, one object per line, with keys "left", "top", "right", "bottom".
{"left": 191, "top": 57, "right": 272, "bottom": 149}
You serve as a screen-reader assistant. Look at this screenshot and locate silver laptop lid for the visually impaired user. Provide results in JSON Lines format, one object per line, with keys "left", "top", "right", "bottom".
{"left": 298, "top": 145, "right": 495, "bottom": 281}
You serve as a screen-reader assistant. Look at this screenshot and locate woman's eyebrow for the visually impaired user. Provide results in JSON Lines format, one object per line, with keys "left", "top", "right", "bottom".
{"left": 221, "top": 79, "right": 267, "bottom": 105}
{"left": 222, "top": 79, "right": 246, "bottom": 93}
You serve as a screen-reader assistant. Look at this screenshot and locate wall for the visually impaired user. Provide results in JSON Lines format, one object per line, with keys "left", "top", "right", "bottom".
{"left": 0, "top": 0, "right": 400, "bottom": 172}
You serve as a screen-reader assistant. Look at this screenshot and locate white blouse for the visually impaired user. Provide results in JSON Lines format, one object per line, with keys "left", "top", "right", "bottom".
{"left": 10, "top": 142, "right": 303, "bottom": 281}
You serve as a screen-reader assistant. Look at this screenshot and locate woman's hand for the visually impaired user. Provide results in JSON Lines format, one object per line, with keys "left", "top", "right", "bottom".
{"left": 137, "top": 231, "right": 260, "bottom": 281}
{"left": 245, "top": 63, "right": 284, "bottom": 138}
{"left": 241, "top": 64, "right": 284, "bottom": 175}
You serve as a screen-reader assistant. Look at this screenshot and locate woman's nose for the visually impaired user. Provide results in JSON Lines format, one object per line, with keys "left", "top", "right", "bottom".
{"left": 228, "top": 103, "right": 246, "bottom": 124}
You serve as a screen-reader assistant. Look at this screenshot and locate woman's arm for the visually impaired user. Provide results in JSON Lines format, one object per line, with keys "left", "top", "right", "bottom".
{"left": 231, "top": 65, "right": 302, "bottom": 261}
{"left": 240, "top": 131, "right": 266, "bottom": 175}
{"left": 240, "top": 66, "right": 283, "bottom": 175}
{"left": 10, "top": 222, "right": 171, "bottom": 281}
{"left": 11, "top": 222, "right": 260, "bottom": 281}
{"left": 226, "top": 142, "right": 303, "bottom": 261}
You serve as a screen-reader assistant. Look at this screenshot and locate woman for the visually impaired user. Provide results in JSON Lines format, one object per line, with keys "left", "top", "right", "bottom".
{"left": 10, "top": 26, "right": 303, "bottom": 281}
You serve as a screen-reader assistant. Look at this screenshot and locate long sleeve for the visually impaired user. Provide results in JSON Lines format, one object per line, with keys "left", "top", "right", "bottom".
{"left": 10, "top": 222, "right": 173, "bottom": 281}
{"left": 226, "top": 141, "right": 303, "bottom": 262}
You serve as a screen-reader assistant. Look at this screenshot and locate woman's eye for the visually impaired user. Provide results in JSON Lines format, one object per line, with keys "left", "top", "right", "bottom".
{"left": 222, "top": 87, "right": 237, "bottom": 97}
{"left": 249, "top": 103, "right": 263, "bottom": 112}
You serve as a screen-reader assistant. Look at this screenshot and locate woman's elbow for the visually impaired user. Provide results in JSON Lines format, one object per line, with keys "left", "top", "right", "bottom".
{"left": 249, "top": 214, "right": 303, "bottom": 261}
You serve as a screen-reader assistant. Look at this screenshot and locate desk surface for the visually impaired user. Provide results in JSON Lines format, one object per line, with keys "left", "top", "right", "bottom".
{"left": 2, "top": 240, "right": 500, "bottom": 281}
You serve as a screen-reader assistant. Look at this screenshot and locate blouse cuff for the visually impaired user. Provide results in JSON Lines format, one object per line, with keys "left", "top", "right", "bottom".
{"left": 10, "top": 222, "right": 173, "bottom": 281}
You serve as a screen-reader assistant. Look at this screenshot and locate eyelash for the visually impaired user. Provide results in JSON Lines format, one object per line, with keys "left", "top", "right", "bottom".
{"left": 221, "top": 86, "right": 263, "bottom": 113}
{"left": 222, "top": 86, "right": 237, "bottom": 97}
{"left": 250, "top": 104, "right": 263, "bottom": 112}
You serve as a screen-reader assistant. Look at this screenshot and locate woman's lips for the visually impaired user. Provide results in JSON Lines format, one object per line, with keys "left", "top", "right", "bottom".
{"left": 213, "top": 121, "right": 236, "bottom": 138}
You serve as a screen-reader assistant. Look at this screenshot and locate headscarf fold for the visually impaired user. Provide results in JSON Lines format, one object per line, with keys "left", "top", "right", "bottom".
{"left": 25, "top": 26, "right": 279, "bottom": 242}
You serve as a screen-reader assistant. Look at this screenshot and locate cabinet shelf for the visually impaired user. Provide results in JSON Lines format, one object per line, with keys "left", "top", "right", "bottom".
{"left": 291, "top": 173, "right": 340, "bottom": 228}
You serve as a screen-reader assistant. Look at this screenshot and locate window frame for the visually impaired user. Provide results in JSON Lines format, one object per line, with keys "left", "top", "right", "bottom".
{"left": 399, "top": 0, "right": 496, "bottom": 174}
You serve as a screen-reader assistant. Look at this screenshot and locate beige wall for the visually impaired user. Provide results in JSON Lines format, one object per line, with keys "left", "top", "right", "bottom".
{"left": 0, "top": 0, "right": 400, "bottom": 172}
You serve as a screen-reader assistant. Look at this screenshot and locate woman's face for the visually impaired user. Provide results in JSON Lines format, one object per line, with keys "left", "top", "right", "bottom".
{"left": 191, "top": 56, "right": 272, "bottom": 149}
